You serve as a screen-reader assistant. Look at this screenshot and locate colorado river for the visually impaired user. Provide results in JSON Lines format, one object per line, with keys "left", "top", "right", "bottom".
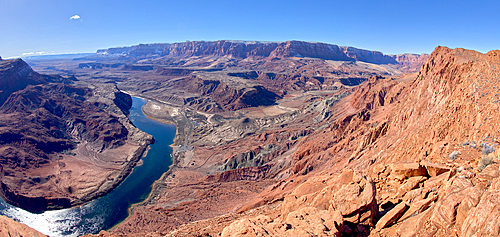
{"left": 0, "top": 97, "right": 175, "bottom": 236}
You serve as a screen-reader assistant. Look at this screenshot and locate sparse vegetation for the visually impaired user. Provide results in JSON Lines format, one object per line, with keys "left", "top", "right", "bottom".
{"left": 481, "top": 143, "right": 496, "bottom": 155}
{"left": 449, "top": 150, "right": 461, "bottom": 160}
{"left": 478, "top": 154, "right": 495, "bottom": 172}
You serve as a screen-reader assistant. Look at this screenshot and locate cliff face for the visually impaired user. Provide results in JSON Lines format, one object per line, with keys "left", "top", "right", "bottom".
{"left": 97, "top": 41, "right": 280, "bottom": 59}
{"left": 268, "top": 41, "right": 399, "bottom": 64}
{"left": 0, "top": 59, "right": 47, "bottom": 106}
{"left": 96, "top": 40, "right": 426, "bottom": 66}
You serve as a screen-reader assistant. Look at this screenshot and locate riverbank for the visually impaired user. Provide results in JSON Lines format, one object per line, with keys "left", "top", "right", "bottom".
{"left": 0, "top": 96, "right": 176, "bottom": 236}
{"left": 116, "top": 98, "right": 193, "bottom": 214}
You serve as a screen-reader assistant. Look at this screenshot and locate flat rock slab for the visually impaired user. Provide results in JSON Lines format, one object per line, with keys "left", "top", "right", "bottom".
{"left": 396, "top": 176, "right": 425, "bottom": 198}
{"left": 390, "top": 163, "right": 426, "bottom": 180}
{"left": 421, "top": 161, "right": 450, "bottom": 177}
{"left": 400, "top": 194, "right": 437, "bottom": 222}
{"left": 376, "top": 202, "right": 408, "bottom": 230}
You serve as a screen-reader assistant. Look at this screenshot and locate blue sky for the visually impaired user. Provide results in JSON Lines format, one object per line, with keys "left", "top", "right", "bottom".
{"left": 1, "top": 0, "right": 498, "bottom": 58}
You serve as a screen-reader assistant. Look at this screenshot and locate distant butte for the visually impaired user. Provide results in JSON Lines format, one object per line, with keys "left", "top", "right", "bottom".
{"left": 90, "top": 40, "right": 428, "bottom": 73}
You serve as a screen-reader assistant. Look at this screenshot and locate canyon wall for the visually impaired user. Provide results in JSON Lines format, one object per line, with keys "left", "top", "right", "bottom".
{"left": 96, "top": 40, "right": 427, "bottom": 66}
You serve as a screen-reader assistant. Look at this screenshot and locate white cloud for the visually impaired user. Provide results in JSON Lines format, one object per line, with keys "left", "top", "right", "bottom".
{"left": 69, "top": 15, "right": 81, "bottom": 20}
{"left": 22, "top": 52, "right": 46, "bottom": 56}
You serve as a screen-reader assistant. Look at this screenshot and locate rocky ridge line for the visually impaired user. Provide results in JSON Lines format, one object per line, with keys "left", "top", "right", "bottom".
{"left": 94, "top": 40, "right": 428, "bottom": 66}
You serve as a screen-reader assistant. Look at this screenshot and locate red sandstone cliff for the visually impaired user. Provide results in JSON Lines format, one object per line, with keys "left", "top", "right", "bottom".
{"left": 95, "top": 40, "right": 427, "bottom": 67}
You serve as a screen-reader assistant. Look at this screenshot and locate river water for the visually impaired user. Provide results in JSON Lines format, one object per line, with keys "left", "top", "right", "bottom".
{"left": 0, "top": 97, "right": 175, "bottom": 236}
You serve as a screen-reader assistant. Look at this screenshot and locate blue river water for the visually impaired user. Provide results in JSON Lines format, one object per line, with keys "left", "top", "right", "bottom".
{"left": 0, "top": 97, "right": 175, "bottom": 236}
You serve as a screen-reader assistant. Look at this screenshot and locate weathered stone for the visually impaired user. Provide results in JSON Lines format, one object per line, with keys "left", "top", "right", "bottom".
{"left": 421, "top": 161, "right": 450, "bottom": 177}
{"left": 221, "top": 215, "right": 277, "bottom": 237}
{"left": 221, "top": 207, "right": 343, "bottom": 237}
{"left": 430, "top": 177, "right": 483, "bottom": 229}
{"left": 375, "top": 202, "right": 408, "bottom": 230}
{"left": 423, "top": 170, "right": 454, "bottom": 190}
{"left": 389, "top": 163, "right": 426, "bottom": 180}
{"left": 402, "top": 187, "right": 430, "bottom": 203}
{"left": 332, "top": 179, "right": 370, "bottom": 216}
{"left": 395, "top": 176, "right": 425, "bottom": 198}
{"left": 285, "top": 207, "right": 343, "bottom": 236}
{"left": 477, "top": 163, "right": 499, "bottom": 181}
{"left": 399, "top": 194, "right": 437, "bottom": 222}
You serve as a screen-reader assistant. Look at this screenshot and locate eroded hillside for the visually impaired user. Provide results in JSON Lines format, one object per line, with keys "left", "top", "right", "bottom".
{"left": 101, "top": 47, "right": 500, "bottom": 236}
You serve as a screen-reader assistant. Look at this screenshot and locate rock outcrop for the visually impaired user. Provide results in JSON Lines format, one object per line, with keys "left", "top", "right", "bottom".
{"left": 0, "top": 59, "right": 47, "bottom": 105}
{"left": 0, "top": 215, "right": 48, "bottom": 237}
{"left": 221, "top": 170, "right": 376, "bottom": 236}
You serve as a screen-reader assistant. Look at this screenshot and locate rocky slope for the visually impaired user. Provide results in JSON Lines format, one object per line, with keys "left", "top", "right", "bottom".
{"left": 95, "top": 46, "right": 500, "bottom": 237}
{"left": 0, "top": 215, "right": 48, "bottom": 237}
{"left": 0, "top": 59, "right": 152, "bottom": 212}
{"left": 214, "top": 47, "right": 500, "bottom": 236}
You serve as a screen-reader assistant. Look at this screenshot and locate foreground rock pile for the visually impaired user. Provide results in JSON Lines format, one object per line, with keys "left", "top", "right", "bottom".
{"left": 222, "top": 169, "right": 376, "bottom": 236}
